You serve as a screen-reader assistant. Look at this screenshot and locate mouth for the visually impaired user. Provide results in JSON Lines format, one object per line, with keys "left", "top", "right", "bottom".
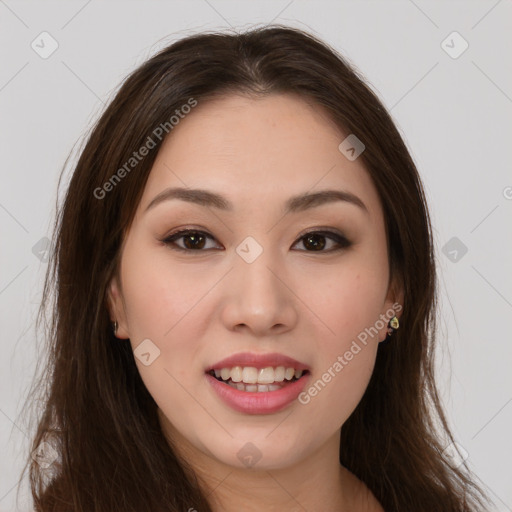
{"left": 207, "top": 366, "right": 311, "bottom": 393}
{"left": 205, "top": 352, "right": 312, "bottom": 413}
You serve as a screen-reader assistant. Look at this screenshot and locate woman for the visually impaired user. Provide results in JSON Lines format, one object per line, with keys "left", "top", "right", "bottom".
{"left": 20, "top": 25, "right": 491, "bottom": 511}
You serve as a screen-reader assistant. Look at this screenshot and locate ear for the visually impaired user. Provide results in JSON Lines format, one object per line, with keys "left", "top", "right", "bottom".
{"left": 106, "top": 275, "right": 130, "bottom": 339}
{"left": 378, "top": 273, "right": 404, "bottom": 342}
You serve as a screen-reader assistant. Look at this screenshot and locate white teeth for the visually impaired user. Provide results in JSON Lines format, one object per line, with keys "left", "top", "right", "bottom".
{"left": 258, "top": 367, "right": 275, "bottom": 384}
{"left": 242, "top": 367, "right": 258, "bottom": 384}
{"left": 284, "top": 367, "right": 295, "bottom": 380}
{"left": 231, "top": 366, "right": 243, "bottom": 382}
{"left": 274, "top": 366, "right": 285, "bottom": 382}
{"left": 226, "top": 381, "right": 290, "bottom": 393}
{"left": 212, "top": 365, "right": 306, "bottom": 384}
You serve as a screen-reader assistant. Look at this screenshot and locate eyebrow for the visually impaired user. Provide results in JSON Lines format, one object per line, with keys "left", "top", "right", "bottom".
{"left": 144, "top": 186, "right": 368, "bottom": 215}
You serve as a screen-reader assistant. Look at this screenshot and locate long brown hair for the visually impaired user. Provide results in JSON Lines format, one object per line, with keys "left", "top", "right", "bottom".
{"left": 17, "top": 24, "right": 491, "bottom": 511}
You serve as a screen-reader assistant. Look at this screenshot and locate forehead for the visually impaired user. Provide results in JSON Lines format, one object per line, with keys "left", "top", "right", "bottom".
{"left": 139, "top": 93, "right": 383, "bottom": 220}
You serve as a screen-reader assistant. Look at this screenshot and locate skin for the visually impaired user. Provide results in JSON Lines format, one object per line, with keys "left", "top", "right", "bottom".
{"left": 108, "top": 93, "right": 403, "bottom": 511}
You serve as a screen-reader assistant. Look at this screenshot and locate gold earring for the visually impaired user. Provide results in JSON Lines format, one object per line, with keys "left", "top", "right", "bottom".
{"left": 112, "top": 321, "right": 118, "bottom": 335}
{"left": 386, "top": 316, "right": 399, "bottom": 337}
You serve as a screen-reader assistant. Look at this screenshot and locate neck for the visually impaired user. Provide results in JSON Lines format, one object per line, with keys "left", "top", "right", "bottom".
{"left": 207, "top": 460, "right": 349, "bottom": 511}
{"left": 158, "top": 409, "right": 377, "bottom": 511}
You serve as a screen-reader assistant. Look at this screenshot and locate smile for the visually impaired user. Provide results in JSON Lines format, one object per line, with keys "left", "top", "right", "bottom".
{"left": 205, "top": 369, "right": 311, "bottom": 415}
{"left": 208, "top": 366, "right": 307, "bottom": 392}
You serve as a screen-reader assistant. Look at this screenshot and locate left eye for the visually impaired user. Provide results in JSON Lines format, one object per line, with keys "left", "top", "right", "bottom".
{"left": 295, "top": 230, "right": 351, "bottom": 251}
{"left": 161, "top": 229, "right": 351, "bottom": 253}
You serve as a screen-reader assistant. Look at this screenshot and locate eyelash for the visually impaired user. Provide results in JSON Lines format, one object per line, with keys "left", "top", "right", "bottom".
{"left": 161, "top": 228, "right": 352, "bottom": 254}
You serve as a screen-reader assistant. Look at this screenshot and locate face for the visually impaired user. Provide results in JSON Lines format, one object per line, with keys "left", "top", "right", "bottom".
{"left": 108, "top": 93, "right": 402, "bottom": 471}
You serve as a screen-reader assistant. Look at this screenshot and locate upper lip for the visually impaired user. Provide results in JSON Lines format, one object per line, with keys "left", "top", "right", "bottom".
{"left": 206, "top": 352, "right": 310, "bottom": 372}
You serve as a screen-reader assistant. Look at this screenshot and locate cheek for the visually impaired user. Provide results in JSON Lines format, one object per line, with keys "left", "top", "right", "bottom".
{"left": 121, "top": 237, "right": 206, "bottom": 342}
{"left": 119, "top": 238, "right": 215, "bottom": 393}
{"left": 299, "top": 345, "right": 376, "bottom": 438}
{"left": 299, "top": 250, "right": 388, "bottom": 346}
{"left": 119, "top": 244, "right": 212, "bottom": 429}
{"left": 294, "top": 253, "right": 386, "bottom": 427}
{"left": 298, "top": 279, "right": 380, "bottom": 435}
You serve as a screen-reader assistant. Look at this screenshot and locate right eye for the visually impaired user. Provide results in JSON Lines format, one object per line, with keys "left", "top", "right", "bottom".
{"left": 162, "top": 229, "right": 221, "bottom": 252}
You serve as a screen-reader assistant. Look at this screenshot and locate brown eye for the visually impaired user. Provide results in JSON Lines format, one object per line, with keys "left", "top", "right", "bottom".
{"left": 163, "top": 230, "right": 220, "bottom": 251}
{"left": 162, "top": 229, "right": 351, "bottom": 254}
{"left": 180, "top": 232, "right": 206, "bottom": 250}
{"left": 294, "top": 231, "right": 351, "bottom": 252}
{"left": 302, "top": 233, "right": 327, "bottom": 251}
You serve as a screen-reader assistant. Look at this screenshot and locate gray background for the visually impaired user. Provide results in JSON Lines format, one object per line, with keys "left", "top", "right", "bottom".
{"left": 1, "top": 1, "right": 511, "bottom": 510}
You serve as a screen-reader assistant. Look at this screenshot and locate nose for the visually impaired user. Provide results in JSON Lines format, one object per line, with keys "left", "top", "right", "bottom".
{"left": 219, "top": 245, "right": 298, "bottom": 337}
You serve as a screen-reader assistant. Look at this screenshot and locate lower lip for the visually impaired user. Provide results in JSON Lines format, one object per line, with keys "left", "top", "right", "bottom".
{"left": 205, "top": 373, "right": 310, "bottom": 415}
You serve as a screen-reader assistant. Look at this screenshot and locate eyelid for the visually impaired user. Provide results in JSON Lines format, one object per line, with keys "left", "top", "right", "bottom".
{"left": 295, "top": 225, "right": 346, "bottom": 240}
